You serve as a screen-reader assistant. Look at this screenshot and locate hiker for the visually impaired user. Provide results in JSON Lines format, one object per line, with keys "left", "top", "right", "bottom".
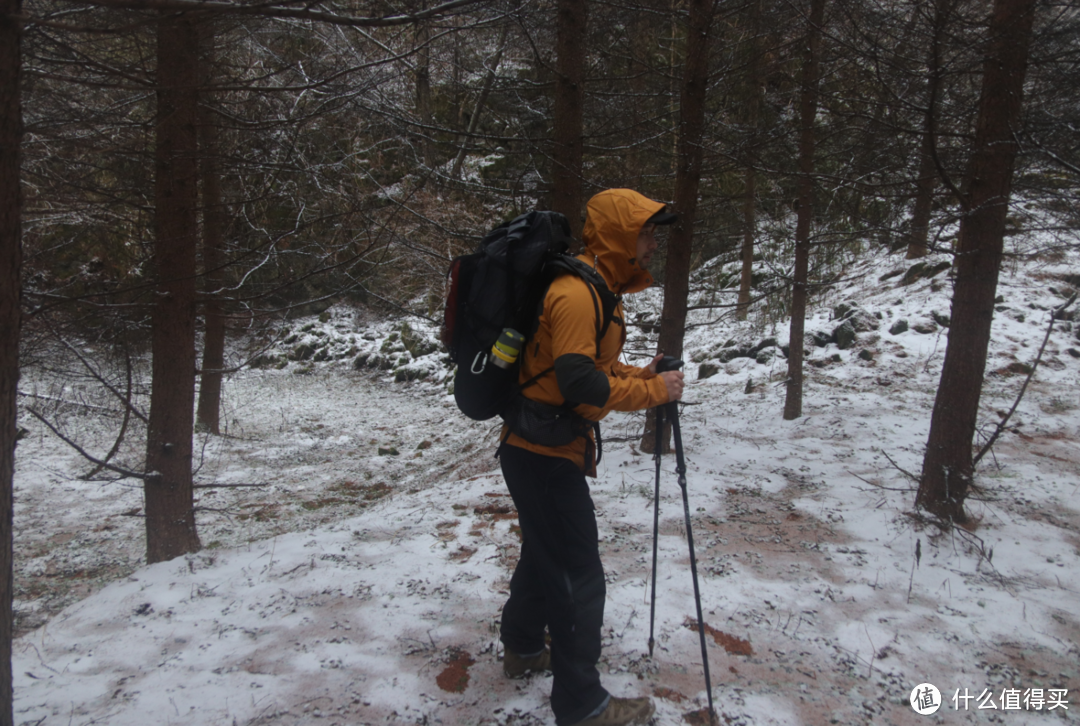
{"left": 498, "top": 189, "right": 684, "bottom": 726}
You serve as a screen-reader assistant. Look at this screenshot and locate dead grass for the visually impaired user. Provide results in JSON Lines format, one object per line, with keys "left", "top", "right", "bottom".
{"left": 237, "top": 504, "right": 281, "bottom": 522}
{"left": 474, "top": 503, "right": 514, "bottom": 516}
{"left": 448, "top": 546, "right": 477, "bottom": 562}
{"left": 436, "top": 521, "right": 458, "bottom": 542}
{"left": 329, "top": 480, "right": 393, "bottom": 500}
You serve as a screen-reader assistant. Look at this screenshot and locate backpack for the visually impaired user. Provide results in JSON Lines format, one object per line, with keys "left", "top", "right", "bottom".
{"left": 443, "top": 210, "right": 617, "bottom": 424}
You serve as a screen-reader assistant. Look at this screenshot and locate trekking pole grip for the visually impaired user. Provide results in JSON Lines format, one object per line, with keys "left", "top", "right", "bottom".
{"left": 655, "top": 355, "right": 684, "bottom": 374}
{"left": 657, "top": 356, "right": 683, "bottom": 419}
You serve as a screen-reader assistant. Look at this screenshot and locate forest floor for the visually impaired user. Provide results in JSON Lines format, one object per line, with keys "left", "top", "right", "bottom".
{"left": 11, "top": 242, "right": 1080, "bottom": 725}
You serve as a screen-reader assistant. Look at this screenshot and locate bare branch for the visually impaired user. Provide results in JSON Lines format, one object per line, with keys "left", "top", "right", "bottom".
{"left": 55, "top": 334, "right": 149, "bottom": 424}
{"left": 973, "top": 293, "right": 1077, "bottom": 467}
{"left": 879, "top": 448, "right": 921, "bottom": 484}
{"left": 24, "top": 407, "right": 147, "bottom": 480}
{"left": 24, "top": 0, "right": 487, "bottom": 28}
{"left": 85, "top": 350, "right": 136, "bottom": 478}
{"left": 1021, "top": 132, "right": 1080, "bottom": 177}
{"left": 17, "top": 390, "right": 122, "bottom": 416}
{"left": 193, "top": 482, "right": 272, "bottom": 488}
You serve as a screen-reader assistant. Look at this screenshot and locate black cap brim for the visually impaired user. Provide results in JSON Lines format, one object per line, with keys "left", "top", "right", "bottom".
{"left": 647, "top": 210, "right": 677, "bottom": 226}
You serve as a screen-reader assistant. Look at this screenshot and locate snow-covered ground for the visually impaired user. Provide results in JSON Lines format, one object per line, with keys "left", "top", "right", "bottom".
{"left": 12, "top": 239, "right": 1080, "bottom": 725}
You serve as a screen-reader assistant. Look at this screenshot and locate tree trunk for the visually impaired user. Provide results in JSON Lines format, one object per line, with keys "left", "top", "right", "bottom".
{"left": 147, "top": 11, "right": 202, "bottom": 563}
{"left": 783, "top": 0, "right": 826, "bottom": 421}
{"left": 196, "top": 20, "right": 226, "bottom": 436}
{"left": 0, "top": 0, "right": 22, "bottom": 717}
{"left": 736, "top": 166, "right": 757, "bottom": 320}
{"left": 550, "top": 0, "right": 587, "bottom": 240}
{"left": 736, "top": 0, "right": 764, "bottom": 321}
{"left": 906, "top": 129, "right": 936, "bottom": 259}
{"left": 641, "top": 0, "right": 715, "bottom": 453}
{"left": 738, "top": 2, "right": 764, "bottom": 319}
{"left": 625, "top": 4, "right": 651, "bottom": 190}
{"left": 918, "top": 0, "right": 1037, "bottom": 523}
{"left": 415, "top": 17, "right": 435, "bottom": 168}
{"left": 907, "top": 0, "right": 952, "bottom": 260}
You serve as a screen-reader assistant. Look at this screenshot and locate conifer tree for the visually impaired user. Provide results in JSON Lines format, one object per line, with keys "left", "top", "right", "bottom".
{"left": 0, "top": 0, "right": 21, "bottom": 716}
{"left": 783, "top": 0, "right": 826, "bottom": 421}
{"left": 918, "top": 0, "right": 1039, "bottom": 523}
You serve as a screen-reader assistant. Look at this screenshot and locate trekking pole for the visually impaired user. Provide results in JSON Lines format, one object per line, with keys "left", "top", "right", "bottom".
{"left": 647, "top": 395, "right": 664, "bottom": 658}
{"left": 656, "top": 356, "right": 716, "bottom": 725}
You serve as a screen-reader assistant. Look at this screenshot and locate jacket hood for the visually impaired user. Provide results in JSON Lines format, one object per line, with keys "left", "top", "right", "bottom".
{"left": 581, "top": 189, "right": 666, "bottom": 294}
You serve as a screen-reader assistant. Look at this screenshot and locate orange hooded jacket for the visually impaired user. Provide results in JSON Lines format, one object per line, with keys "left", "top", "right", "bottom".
{"left": 502, "top": 189, "right": 671, "bottom": 475}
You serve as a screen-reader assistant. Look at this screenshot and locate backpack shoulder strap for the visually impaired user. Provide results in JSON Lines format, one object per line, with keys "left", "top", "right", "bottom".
{"left": 518, "top": 255, "right": 618, "bottom": 394}
{"left": 546, "top": 255, "right": 619, "bottom": 354}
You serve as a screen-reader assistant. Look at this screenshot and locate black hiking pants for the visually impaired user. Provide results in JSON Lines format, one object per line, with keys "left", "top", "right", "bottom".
{"left": 498, "top": 444, "right": 608, "bottom": 726}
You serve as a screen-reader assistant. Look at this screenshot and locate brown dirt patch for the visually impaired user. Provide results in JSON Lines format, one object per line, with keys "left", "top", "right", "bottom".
{"left": 996, "top": 361, "right": 1034, "bottom": 376}
{"left": 684, "top": 618, "right": 753, "bottom": 656}
{"left": 653, "top": 686, "right": 688, "bottom": 702}
{"left": 682, "top": 707, "right": 720, "bottom": 725}
{"left": 694, "top": 478, "right": 853, "bottom": 586}
{"left": 435, "top": 649, "right": 476, "bottom": 693}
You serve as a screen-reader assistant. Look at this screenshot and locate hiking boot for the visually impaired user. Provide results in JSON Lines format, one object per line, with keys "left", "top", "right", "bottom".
{"left": 502, "top": 647, "right": 551, "bottom": 678}
{"left": 574, "top": 697, "right": 655, "bottom": 726}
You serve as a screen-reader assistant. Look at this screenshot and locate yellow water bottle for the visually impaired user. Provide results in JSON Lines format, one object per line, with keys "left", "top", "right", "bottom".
{"left": 490, "top": 328, "right": 525, "bottom": 369}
